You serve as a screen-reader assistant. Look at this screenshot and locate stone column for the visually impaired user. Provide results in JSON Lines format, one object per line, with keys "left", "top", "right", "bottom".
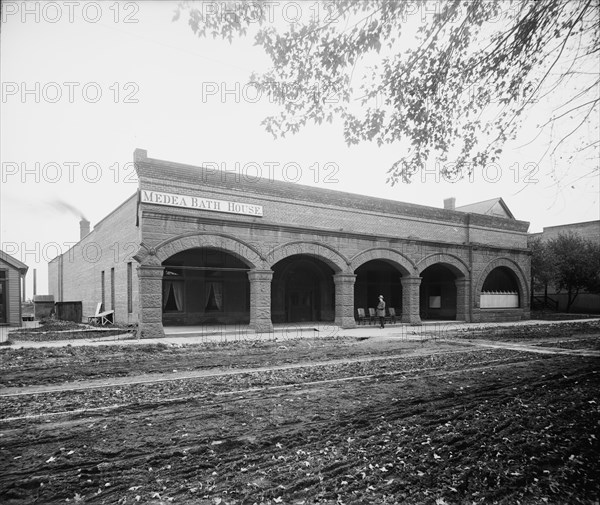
{"left": 137, "top": 265, "right": 165, "bottom": 339}
{"left": 334, "top": 273, "right": 357, "bottom": 329}
{"left": 455, "top": 277, "right": 469, "bottom": 322}
{"left": 248, "top": 269, "right": 274, "bottom": 333}
{"left": 401, "top": 275, "right": 422, "bottom": 325}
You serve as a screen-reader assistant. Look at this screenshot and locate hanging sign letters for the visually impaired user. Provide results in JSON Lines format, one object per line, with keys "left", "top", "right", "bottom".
{"left": 141, "top": 190, "right": 263, "bottom": 217}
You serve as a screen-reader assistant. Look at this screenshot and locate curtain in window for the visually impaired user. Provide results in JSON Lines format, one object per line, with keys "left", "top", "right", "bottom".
{"left": 163, "top": 281, "right": 183, "bottom": 311}
{"left": 163, "top": 281, "right": 170, "bottom": 309}
{"left": 205, "top": 282, "right": 223, "bottom": 311}
{"left": 172, "top": 282, "right": 183, "bottom": 311}
{"left": 212, "top": 282, "right": 222, "bottom": 310}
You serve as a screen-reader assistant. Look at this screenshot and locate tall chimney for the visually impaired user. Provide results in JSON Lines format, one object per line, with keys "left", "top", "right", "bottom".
{"left": 80, "top": 218, "right": 90, "bottom": 240}
{"left": 33, "top": 268, "right": 37, "bottom": 296}
{"left": 444, "top": 197, "right": 456, "bottom": 210}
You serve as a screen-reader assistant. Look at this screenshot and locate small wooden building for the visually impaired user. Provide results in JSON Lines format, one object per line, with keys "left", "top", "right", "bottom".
{"left": 0, "top": 250, "right": 28, "bottom": 327}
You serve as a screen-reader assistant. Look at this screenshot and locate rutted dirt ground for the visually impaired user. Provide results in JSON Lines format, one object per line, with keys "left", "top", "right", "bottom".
{"left": 1, "top": 323, "right": 599, "bottom": 504}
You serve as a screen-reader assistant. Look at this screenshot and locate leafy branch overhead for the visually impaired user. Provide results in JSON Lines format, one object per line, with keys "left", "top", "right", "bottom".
{"left": 176, "top": 0, "right": 599, "bottom": 184}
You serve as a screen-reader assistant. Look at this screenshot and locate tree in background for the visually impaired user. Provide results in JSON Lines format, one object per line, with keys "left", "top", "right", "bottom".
{"left": 176, "top": 0, "right": 599, "bottom": 184}
{"left": 529, "top": 236, "right": 556, "bottom": 301}
{"left": 545, "top": 232, "right": 600, "bottom": 312}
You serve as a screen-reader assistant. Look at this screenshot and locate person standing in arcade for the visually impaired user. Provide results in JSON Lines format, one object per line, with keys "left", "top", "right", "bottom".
{"left": 377, "top": 295, "right": 386, "bottom": 329}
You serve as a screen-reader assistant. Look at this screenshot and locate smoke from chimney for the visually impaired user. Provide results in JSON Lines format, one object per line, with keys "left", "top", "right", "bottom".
{"left": 46, "top": 199, "right": 89, "bottom": 240}
{"left": 50, "top": 199, "right": 87, "bottom": 220}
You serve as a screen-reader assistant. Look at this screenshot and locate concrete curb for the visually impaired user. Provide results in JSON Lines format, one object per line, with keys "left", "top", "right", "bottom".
{"left": 1, "top": 318, "right": 599, "bottom": 348}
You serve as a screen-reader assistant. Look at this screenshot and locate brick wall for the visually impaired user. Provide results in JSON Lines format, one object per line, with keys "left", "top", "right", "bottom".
{"left": 48, "top": 259, "right": 59, "bottom": 302}
{"left": 138, "top": 209, "right": 530, "bottom": 322}
{"left": 530, "top": 220, "right": 600, "bottom": 245}
{"left": 136, "top": 157, "right": 530, "bottom": 251}
{"left": 132, "top": 151, "right": 531, "bottom": 325}
{"left": 49, "top": 150, "right": 532, "bottom": 331}
{"left": 48, "top": 194, "right": 140, "bottom": 324}
{"left": 136, "top": 185, "right": 529, "bottom": 254}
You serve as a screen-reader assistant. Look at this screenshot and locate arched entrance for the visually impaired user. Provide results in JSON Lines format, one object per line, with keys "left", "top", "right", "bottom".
{"left": 162, "top": 247, "right": 251, "bottom": 325}
{"left": 480, "top": 266, "right": 521, "bottom": 308}
{"left": 419, "top": 264, "right": 458, "bottom": 320}
{"left": 271, "top": 255, "right": 335, "bottom": 324}
{"left": 354, "top": 260, "right": 403, "bottom": 318}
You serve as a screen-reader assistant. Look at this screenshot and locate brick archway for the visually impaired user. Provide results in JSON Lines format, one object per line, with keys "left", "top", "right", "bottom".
{"left": 476, "top": 257, "right": 530, "bottom": 307}
{"left": 349, "top": 247, "right": 417, "bottom": 276}
{"left": 416, "top": 253, "right": 470, "bottom": 278}
{"left": 136, "top": 232, "right": 265, "bottom": 269}
{"left": 266, "top": 241, "right": 348, "bottom": 273}
{"left": 416, "top": 253, "right": 470, "bottom": 322}
{"left": 134, "top": 233, "right": 267, "bottom": 338}
{"left": 266, "top": 241, "right": 350, "bottom": 328}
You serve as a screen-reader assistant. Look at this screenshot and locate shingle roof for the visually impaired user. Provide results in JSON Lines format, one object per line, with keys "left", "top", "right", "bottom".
{"left": 0, "top": 250, "right": 29, "bottom": 273}
{"left": 134, "top": 150, "right": 528, "bottom": 232}
{"left": 455, "top": 197, "right": 515, "bottom": 219}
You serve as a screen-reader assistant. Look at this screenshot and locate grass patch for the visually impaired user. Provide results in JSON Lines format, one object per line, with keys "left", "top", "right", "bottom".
{"left": 9, "top": 318, "right": 135, "bottom": 342}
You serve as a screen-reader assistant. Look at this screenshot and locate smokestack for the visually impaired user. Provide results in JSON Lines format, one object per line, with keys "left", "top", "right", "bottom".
{"left": 134, "top": 148, "right": 147, "bottom": 161}
{"left": 80, "top": 218, "right": 90, "bottom": 241}
{"left": 33, "top": 269, "right": 37, "bottom": 296}
{"left": 444, "top": 197, "right": 456, "bottom": 210}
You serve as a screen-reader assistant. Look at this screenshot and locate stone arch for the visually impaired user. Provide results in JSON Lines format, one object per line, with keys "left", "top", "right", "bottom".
{"left": 416, "top": 253, "right": 470, "bottom": 278}
{"left": 136, "top": 232, "right": 265, "bottom": 269}
{"left": 349, "top": 247, "right": 417, "bottom": 276}
{"left": 476, "top": 257, "right": 529, "bottom": 307}
{"left": 266, "top": 241, "right": 348, "bottom": 273}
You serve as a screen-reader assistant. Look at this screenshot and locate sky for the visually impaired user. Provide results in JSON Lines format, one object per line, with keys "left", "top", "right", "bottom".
{"left": 1, "top": 0, "right": 599, "bottom": 297}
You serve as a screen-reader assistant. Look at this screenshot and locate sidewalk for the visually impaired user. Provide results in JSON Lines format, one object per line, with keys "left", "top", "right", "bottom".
{"left": 1, "top": 318, "right": 598, "bottom": 348}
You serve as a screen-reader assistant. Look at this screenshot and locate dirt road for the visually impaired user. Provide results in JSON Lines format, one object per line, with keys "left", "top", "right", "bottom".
{"left": 1, "top": 325, "right": 599, "bottom": 504}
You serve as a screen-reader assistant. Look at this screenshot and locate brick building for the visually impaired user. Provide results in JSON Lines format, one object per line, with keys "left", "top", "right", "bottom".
{"left": 0, "top": 250, "right": 28, "bottom": 326}
{"left": 530, "top": 221, "right": 600, "bottom": 244}
{"left": 48, "top": 149, "right": 531, "bottom": 338}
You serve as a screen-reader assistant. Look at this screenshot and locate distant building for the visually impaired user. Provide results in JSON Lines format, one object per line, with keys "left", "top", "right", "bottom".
{"left": 0, "top": 250, "right": 28, "bottom": 326}
{"left": 48, "top": 149, "right": 531, "bottom": 337}
{"left": 530, "top": 221, "right": 600, "bottom": 244}
{"left": 454, "top": 197, "right": 515, "bottom": 220}
{"left": 530, "top": 220, "right": 600, "bottom": 313}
